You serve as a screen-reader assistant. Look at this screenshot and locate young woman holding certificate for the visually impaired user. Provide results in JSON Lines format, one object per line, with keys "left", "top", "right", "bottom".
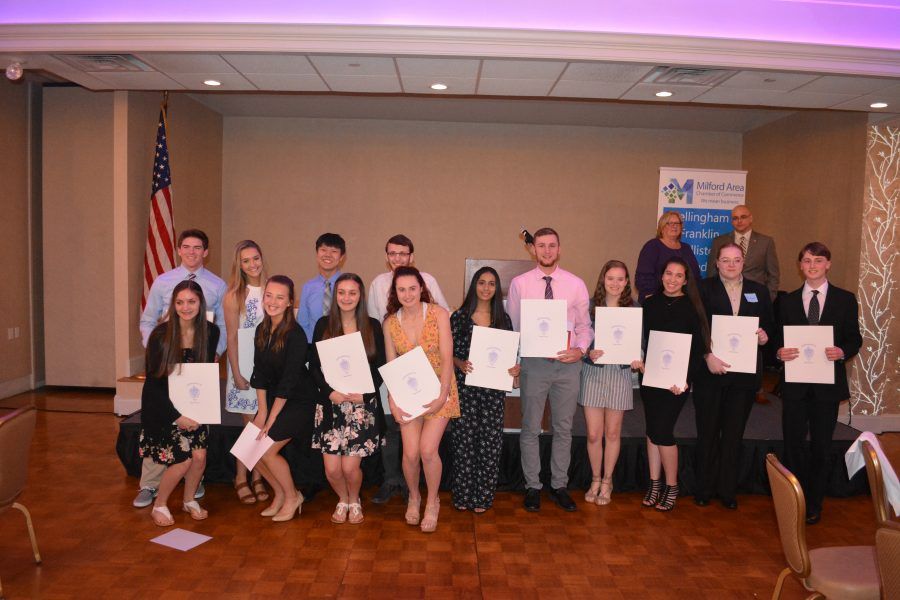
{"left": 579, "top": 260, "right": 641, "bottom": 506}
{"left": 250, "top": 276, "right": 318, "bottom": 522}
{"left": 223, "top": 240, "right": 270, "bottom": 505}
{"left": 635, "top": 258, "right": 709, "bottom": 512}
{"left": 309, "top": 273, "right": 386, "bottom": 525}
{"left": 383, "top": 266, "right": 460, "bottom": 532}
{"left": 450, "top": 267, "right": 520, "bottom": 513}
{"left": 140, "top": 280, "right": 220, "bottom": 526}
{"left": 693, "top": 243, "right": 773, "bottom": 510}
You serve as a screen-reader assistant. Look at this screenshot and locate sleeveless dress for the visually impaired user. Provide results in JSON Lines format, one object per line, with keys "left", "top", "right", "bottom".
{"left": 225, "top": 285, "right": 262, "bottom": 414}
{"left": 385, "top": 303, "right": 460, "bottom": 419}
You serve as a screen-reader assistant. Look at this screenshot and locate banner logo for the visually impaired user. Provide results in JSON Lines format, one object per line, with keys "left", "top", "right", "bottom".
{"left": 661, "top": 179, "right": 693, "bottom": 204}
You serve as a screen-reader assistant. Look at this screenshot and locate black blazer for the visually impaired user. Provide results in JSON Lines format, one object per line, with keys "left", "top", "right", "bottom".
{"left": 696, "top": 277, "right": 774, "bottom": 390}
{"left": 776, "top": 283, "right": 862, "bottom": 402}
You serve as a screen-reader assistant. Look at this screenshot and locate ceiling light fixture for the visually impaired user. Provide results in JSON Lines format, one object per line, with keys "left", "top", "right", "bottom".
{"left": 430, "top": 82, "right": 448, "bottom": 91}
{"left": 655, "top": 91, "right": 673, "bottom": 98}
{"left": 203, "top": 79, "right": 221, "bottom": 87}
{"left": 870, "top": 102, "right": 888, "bottom": 109}
{"left": 5, "top": 62, "right": 23, "bottom": 81}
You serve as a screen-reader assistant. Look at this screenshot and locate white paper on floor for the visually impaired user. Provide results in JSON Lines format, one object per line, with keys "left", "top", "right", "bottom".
{"left": 150, "top": 528, "right": 212, "bottom": 551}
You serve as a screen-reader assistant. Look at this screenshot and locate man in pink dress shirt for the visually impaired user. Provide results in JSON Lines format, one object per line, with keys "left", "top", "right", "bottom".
{"left": 507, "top": 227, "right": 593, "bottom": 513}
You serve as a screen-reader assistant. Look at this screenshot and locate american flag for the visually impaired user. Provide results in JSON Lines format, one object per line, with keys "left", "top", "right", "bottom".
{"left": 141, "top": 107, "right": 176, "bottom": 309}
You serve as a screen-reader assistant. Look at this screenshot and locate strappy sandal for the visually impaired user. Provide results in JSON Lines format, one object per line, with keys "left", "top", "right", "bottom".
{"left": 655, "top": 484, "right": 679, "bottom": 512}
{"left": 348, "top": 502, "right": 364, "bottom": 524}
{"left": 331, "top": 502, "right": 349, "bottom": 524}
{"left": 405, "top": 496, "right": 421, "bottom": 526}
{"left": 642, "top": 479, "right": 663, "bottom": 507}
{"left": 420, "top": 499, "right": 440, "bottom": 533}
{"left": 234, "top": 480, "right": 256, "bottom": 504}
{"left": 596, "top": 477, "right": 614, "bottom": 506}
{"left": 151, "top": 505, "right": 174, "bottom": 527}
{"left": 585, "top": 476, "right": 602, "bottom": 503}
{"left": 182, "top": 500, "right": 209, "bottom": 521}
{"left": 252, "top": 479, "right": 269, "bottom": 502}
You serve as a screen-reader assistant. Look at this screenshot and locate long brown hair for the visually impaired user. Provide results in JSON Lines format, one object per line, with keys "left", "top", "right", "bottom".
{"left": 592, "top": 260, "right": 635, "bottom": 308}
{"left": 321, "top": 273, "right": 377, "bottom": 359}
{"left": 255, "top": 275, "right": 297, "bottom": 353}
{"left": 226, "top": 240, "right": 268, "bottom": 317}
{"left": 386, "top": 266, "right": 433, "bottom": 316}
{"left": 149, "top": 280, "right": 211, "bottom": 377}
{"left": 658, "top": 258, "right": 710, "bottom": 353}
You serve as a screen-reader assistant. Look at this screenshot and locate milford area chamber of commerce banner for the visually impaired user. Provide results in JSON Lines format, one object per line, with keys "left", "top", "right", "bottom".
{"left": 657, "top": 167, "right": 748, "bottom": 277}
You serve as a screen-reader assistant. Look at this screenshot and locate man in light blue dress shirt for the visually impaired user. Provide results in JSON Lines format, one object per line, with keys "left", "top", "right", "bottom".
{"left": 133, "top": 228, "right": 227, "bottom": 508}
{"left": 297, "top": 233, "right": 346, "bottom": 342}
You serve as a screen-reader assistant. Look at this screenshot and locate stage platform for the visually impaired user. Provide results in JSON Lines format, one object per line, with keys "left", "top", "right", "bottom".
{"left": 116, "top": 392, "right": 867, "bottom": 499}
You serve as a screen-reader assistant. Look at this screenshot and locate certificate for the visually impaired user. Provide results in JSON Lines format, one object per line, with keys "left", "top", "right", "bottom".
{"left": 229, "top": 422, "right": 274, "bottom": 471}
{"left": 315, "top": 331, "right": 376, "bottom": 394}
{"left": 465, "top": 326, "right": 520, "bottom": 392}
{"left": 711, "top": 315, "right": 759, "bottom": 374}
{"left": 378, "top": 346, "right": 441, "bottom": 420}
{"left": 642, "top": 330, "right": 692, "bottom": 390}
{"left": 784, "top": 325, "right": 835, "bottom": 384}
{"left": 168, "top": 362, "right": 221, "bottom": 424}
{"left": 594, "top": 307, "right": 642, "bottom": 365}
{"left": 229, "top": 328, "right": 257, "bottom": 405}
{"left": 519, "top": 299, "right": 568, "bottom": 358}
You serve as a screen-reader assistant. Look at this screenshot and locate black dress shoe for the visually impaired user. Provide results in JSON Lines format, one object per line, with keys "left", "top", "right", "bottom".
{"left": 693, "top": 496, "right": 710, "bottom": 507}
{"left": 550, "top": 488, "right": 577, "bottom": 512}
{"left": 720, "top": 498, "right": 738, "bottom": 510}
{"left": 371, "top": 483, "right": 399, "bottom": 505}
{"left": 805, "top": 511, "right": 821, "bottom": 525}
{"left": 524, "top": 488, "right": 541, "bottom": 512}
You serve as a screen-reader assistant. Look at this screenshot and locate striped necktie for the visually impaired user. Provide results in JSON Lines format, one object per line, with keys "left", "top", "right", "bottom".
{"left": 543, "top": 276, "right": 553, "bottom": 299}
{"left": 322, "top": 280, "right": 332, "bottom": 316}
{"left": 739, "top": 235, "right": 748, "bottom": 256}
{"left": 186, "top": 273, "right": 196, "bottom": 282}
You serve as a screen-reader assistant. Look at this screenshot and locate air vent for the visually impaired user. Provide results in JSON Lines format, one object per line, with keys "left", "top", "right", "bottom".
{"left": 54, "top": 54, "right": 153, "bottom": 73}
{"left": 643, "top": 66, "right": 736, "bottom": 86}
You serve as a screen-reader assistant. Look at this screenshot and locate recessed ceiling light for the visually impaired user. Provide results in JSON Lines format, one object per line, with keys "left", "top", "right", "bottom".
{"left": 870, "top": 102, "right": 888, "bottom": 109}
{"left": 203, "top": 79, "right": 221, "bottom": 87}
{"left": 655, "top": 91, "right": 673, "bottom": 98}
{"left": 430, "top": 82, "right": 448, "bottom": 91}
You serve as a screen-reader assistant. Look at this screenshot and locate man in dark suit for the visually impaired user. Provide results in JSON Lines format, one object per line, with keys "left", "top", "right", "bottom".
{"left": 775, "top": 242, "right": 862, "bottom": 525}
{"left": 707, "top": 205, "right": 780, "bottom": 301}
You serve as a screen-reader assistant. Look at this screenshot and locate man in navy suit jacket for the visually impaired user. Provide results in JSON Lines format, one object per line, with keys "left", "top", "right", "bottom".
{"left": 775, "top": 242, "right": 862, "bottom": 524}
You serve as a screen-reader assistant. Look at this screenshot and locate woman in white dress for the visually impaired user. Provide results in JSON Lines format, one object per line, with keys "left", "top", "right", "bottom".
{"left": 224, "top": 240, "right": 269, "bottom": 504}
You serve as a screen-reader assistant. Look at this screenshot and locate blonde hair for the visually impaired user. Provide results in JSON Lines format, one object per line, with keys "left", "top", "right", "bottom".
{"left": 226, "top": 240, "right": 268, "bottom": 317}
{"left": 656, "top": 211, "right": 684, "bottom": 239}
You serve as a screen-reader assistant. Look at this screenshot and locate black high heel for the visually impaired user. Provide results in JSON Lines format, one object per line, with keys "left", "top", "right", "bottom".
{"left": 642, "top": 479, "right": 662, "bottom": 507}
{"left": 655, "top": 484, "right": 679, "bottom": 512}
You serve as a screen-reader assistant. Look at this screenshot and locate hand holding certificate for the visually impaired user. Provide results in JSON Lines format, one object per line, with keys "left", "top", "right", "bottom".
{"left": 465, "top": 326, "right": 520, "bottom": 392}
{"left": 168, "top": 363, "right": 221, "bottom": 424}
{"left": 519, "top": 299, "right": 568, "bottom": 358}
{"left": 315, "top": 331, "right": 376, "bottom": 394}
{"left": 782, "top": 325, "right": 835, "bottom": 384}
{"left": 642, "top": 330, "right": 692, "bottom": 391}
{"left": 710, "top": 315, "right": 760, "bottom": 374}
{"left": 378, "top": 346, "right": 441, "bottom": 421}
{"left": 594, "top": 307, "right": 642, "bottom": 365}
{"left": 229, "top": 422, "right": 274, "bottom": 471}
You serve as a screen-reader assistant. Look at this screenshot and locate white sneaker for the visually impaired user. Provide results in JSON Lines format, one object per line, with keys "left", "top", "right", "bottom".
{"left": 194, "top": 481, "right": 205, "bottom": 499}
{"left": 133, "top": 488, "right": 157, "bottom": 508}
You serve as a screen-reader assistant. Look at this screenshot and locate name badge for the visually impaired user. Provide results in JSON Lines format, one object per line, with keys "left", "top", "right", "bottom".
{"left": 744, "top": 293, "right": 758, "bottom": 303}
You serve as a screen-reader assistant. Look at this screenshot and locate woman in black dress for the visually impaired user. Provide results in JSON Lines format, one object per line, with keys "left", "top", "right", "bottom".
{"left": 309, "top": 273, "right": 386, "bottom": 525}
{"left": 450, "top": 267, "right": 520, "bottom": 513}
{"left": 140, "top": 280, "right": 220, "bottom": 527}
{"left": 251, "top": 275, "right": 318, "bottom": 522}
{"left": 636, "top": 257, "right": 709, "bottom": 511}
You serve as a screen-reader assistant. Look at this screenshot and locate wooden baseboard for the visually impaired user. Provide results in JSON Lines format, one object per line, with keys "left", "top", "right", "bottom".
{"left": 840, "top": 412, "right": 900, "bottom": 433}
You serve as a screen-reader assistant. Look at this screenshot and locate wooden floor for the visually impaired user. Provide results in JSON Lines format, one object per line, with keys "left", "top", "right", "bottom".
{"left": 0, "top": 389, "right": 896, "bottom": 599}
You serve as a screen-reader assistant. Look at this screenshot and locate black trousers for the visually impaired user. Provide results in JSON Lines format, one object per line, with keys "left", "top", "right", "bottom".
{"left": 781, "top": 388, "right": 840, "bottom": 513}
{"left": 692, "top": 383, "right": 755, "bottom": 501}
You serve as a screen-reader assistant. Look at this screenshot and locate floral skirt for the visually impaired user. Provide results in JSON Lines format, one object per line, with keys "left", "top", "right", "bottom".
{"left": 139, "top": 424, "right": 208, "bottom": 465}
{"left": 312, "top": 402, "right": 383, "bottom": 457}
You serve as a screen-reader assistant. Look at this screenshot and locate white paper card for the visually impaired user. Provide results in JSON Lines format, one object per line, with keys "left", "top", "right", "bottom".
{"left": 315, "top": 331, "right": 376, "bottom": 394}
{"left": 378, "top": 346, "right": 441, "bottom": 420}
{"left": 465, "top": 326, "right": 520, "bottom": 392}
{"left": 229, "top": 328, "right": 257, "bottom": 405}
{"left": 206, "top": 310, "right": 215, "bottom": 323}
{"left": 784, "top": 325, "right": 835, "bottom": 384}
{"left": 642, "top": 330, "right": 692, "bottom": 390}
{"left": 711, "top": 315, "right": 759, "bottom": 374}
{"left": 229, "top": 422, "right": 274, "bottom": 472}
{"left": 168, "top": 362, "right": 221, "bottom": 424}
{"left": 594, "top": 307, "right": 642, "bottom": 365}
{"left": 519, "top": 299, "right": 568, "bottom": 358}
{"left": 150, "top": 528, "right": 212, "bottom": 552}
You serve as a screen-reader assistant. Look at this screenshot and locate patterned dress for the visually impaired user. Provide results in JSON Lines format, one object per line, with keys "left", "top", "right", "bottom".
{"left": 449, "top": 310, "right": 513, "bottom": 510}
{"left": 225, "top": 285, "right": 262, "bottom": 414}
{"left": 384, "top": 303, "right": 460, "bottom": 419}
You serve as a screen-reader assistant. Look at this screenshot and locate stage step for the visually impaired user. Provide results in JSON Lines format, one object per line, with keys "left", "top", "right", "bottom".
{"left": 114, "top": 375, "right": 145, "bottom": 415}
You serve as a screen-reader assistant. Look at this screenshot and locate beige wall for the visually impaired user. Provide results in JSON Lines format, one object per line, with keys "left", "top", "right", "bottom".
{"left": 742, "top": 110, "right": 868, "bottom": 290}
{"left": 222, "top": 117, "right": 743, "bottom": 305}
{"left": 0, "top": 79, "right": 32, "bottom": 391}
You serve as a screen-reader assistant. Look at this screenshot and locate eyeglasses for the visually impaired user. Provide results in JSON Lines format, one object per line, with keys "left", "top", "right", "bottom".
{"left": 665, "top": 222, "right": 683, "bottom": 227}
{"left": 718, "top": 258, "right": 744, "bottom": 266}
{"left": 387, "top": 251, "right": 411, "bottom": 258}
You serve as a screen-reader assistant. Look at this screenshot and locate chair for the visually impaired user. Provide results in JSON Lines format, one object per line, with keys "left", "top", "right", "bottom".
{"left": 861, "top": 439, "right": 892, "bottom": 527}
{"left": 765, "top": 453, "right": 879, "bottom": 600}
{"left": 0, "top": 406, "right": 42, "bottom": 600}
{"left": 875, "top": 522, "right": 900, "bottom": 599}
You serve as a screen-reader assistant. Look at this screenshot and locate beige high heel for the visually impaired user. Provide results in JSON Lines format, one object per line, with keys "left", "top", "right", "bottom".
{"left": 261, "top": 498, "right": 284, "bottom": 517}
{"left": 420, "top": 499, "right": 440, "bottom": 533}
{"left": 595, "top": 477, "right": 613, "bottom": 506}
{"left": 272, "top": 491, "right": 304, "bottom": 522}
{"left": 585, "top": 476, "right": 602, "bottom": 503}
{"left": 405, "top": 496, "right": 421, "bottom": 525}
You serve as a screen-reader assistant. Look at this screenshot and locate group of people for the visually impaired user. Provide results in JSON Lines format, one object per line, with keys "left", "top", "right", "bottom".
{"left": 135, "top": 203, "right": 861, "bottom": 532}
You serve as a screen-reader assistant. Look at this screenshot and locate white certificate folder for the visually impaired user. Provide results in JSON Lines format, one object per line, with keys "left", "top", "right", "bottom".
{"left": 465, "top": 326, "right": 520, "bottom": 392}
{"left": 519, "top": 299, "right": 568, "bottom": 358}
{"left": 783, "top": 325, "right": 835, "bottom": 384}
{"left": 315, "top": 331, "right": 376, "bottom": 394}
{"left": 642, "top": 330, "right": 692, "bottom": 390}
{"left": 168, "top": 363, "right": 221, "bottom": 424}
{"left": 711, "top": 315, "right": 759, "bottom": 374}
{"left": 378, "top": 346, "right": 441, "bottom": 420}
{"left": 229, "top": 422, "right": 274, "bottom": 472}
{"left": 594, "top": 307, "right": 642, "bottom": 365}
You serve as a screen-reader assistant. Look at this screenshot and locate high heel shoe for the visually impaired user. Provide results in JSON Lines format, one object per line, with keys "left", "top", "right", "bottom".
{"left": 405, "top": 496, "right": 421, "bottom": 525}
{"left": 642, "top": 479, "right": 662, "bottom": 507}
{"left": 272, "top": 491, "right": 304, "bottom": 522}
{"left": 595, "top": 477, "right": 613, "bottom": 506}
{"left": 655, "top": 484, "right": 679, "bottom": 512}
{"left": 420, "top": 499, "right": 440, "bottom": 533}
{"left": 584, "top": 476, "right": 602, "bottom": 503}
{"left": 261, "top": 498, "right": 284, "bottom": 517}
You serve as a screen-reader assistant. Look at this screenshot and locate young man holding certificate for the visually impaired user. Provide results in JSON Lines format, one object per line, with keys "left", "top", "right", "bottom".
{"left": 507, "top": 227, "right": 592, "bottom": 513}
{"left": 775, "top": 242, "right": 861, "bottom": 525}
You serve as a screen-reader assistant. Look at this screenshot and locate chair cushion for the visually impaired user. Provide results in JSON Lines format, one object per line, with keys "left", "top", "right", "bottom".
{"left": 806, "top": 546, "right": 880, "bottom": 600}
